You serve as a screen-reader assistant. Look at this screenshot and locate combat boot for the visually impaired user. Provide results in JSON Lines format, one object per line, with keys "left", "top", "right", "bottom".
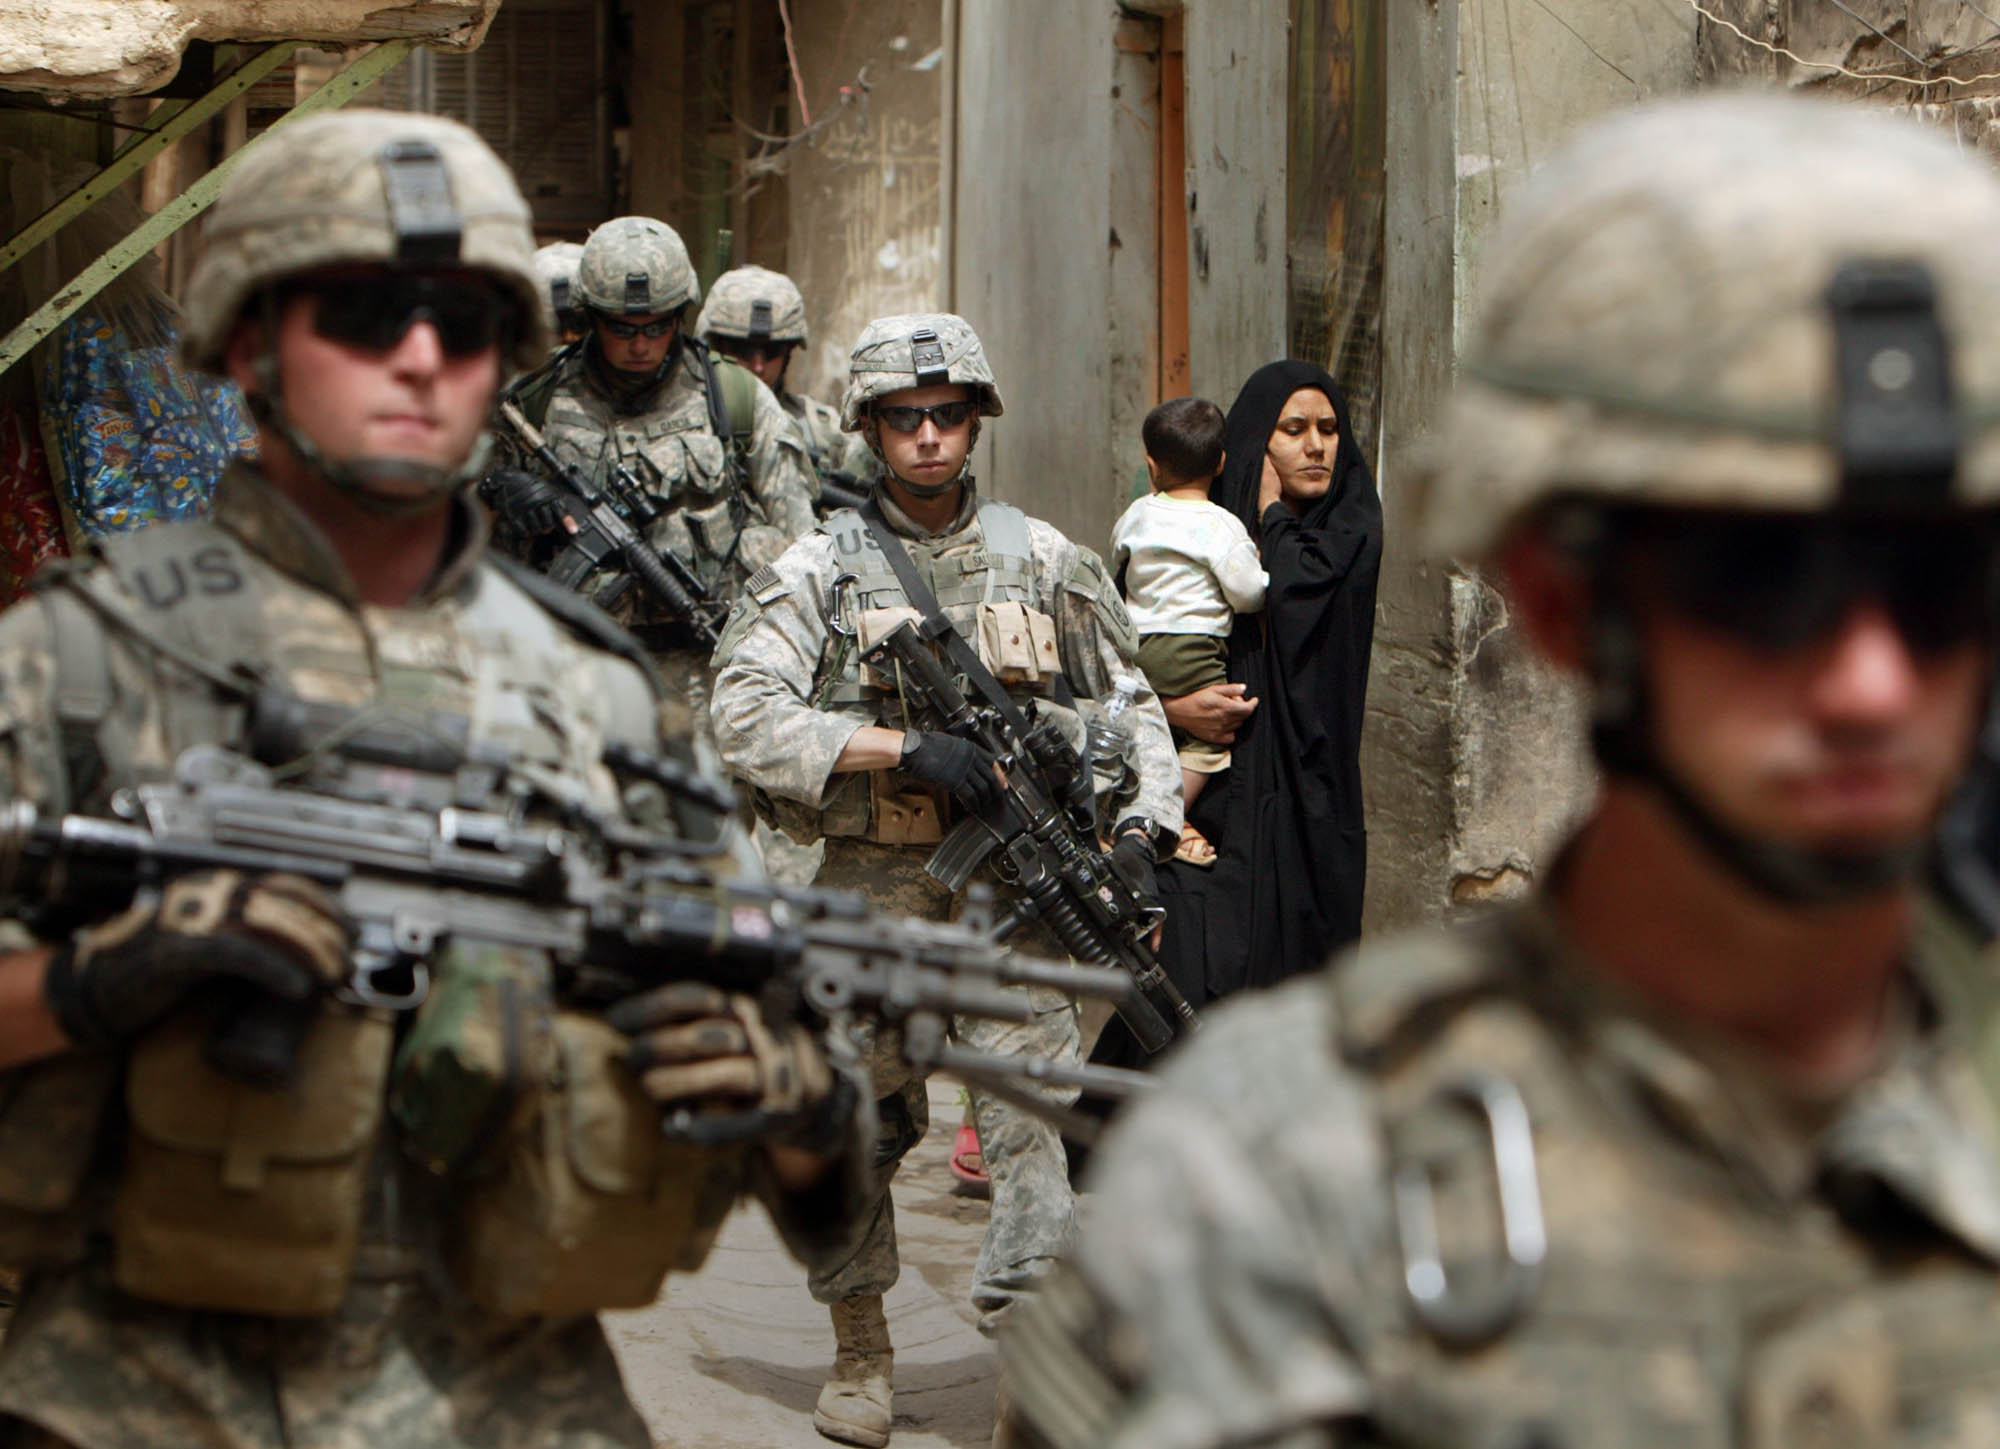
{"left": 814, "top": 1293, "right": 894, "bottom": 1446}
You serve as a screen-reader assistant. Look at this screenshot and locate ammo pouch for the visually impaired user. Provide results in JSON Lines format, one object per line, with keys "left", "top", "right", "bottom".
{"left": 447, "top": 1011, "right": 740, "bottom": 1319}
{"left": 395, "top": 950, "right": 739, "bottom": 1318}
{"left": 0, "top": 1054, "right": 119, "bottom": 1269}
{"left": 114, "top": 1002, "right": 393, "bottom": 1316}
{"left": 975, "top": 601, "right": 1061, "bottom": 687}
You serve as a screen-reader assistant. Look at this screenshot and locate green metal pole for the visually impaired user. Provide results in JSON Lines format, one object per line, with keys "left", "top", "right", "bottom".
{"left": 0, "top": 44, "right": 292, "bottom": 280}
{"left": 0, "top": 38, "right": 416, "bottom": 379}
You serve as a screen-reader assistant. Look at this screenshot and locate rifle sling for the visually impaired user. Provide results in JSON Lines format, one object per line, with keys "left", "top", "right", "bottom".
{"left": 858, "top": 500, "right": 1054, "bottom": 736}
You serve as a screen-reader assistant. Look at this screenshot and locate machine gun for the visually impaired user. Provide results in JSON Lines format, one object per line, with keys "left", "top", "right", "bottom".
{"left": 0, "top": 739, "right": 1149, "bottom": 1138}
{"left": 862, "top": 619, "right": 1200, "bottom": 1056}
{"left": 495, "top": 400, "right": 725, "bottom": 648}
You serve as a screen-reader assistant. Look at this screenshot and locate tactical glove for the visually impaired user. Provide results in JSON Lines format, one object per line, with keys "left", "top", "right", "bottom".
{"left": 898, "top": 730, "right": 1004, "bottom": 811}
{"left": 608, "top": 982, "right": 855, "bottom": 1156}
{"left": 44, "top": 870, "right": 353, "bottom": 1049}
{"left": 482, "top": 467, "right": 571, "bottom": 537}
{"left": 1111, "top": 829, "right": 1163, "bottom": 916}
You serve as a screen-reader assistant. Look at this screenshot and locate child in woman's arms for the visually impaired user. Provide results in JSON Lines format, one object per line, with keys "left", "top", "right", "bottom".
{"left": 1111, "top": 396, "right": 1267, "bottom": 865}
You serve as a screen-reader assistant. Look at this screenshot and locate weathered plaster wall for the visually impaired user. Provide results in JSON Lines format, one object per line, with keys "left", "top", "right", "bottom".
{"left": 950, "top": 0, "right": 1115, "bottom": 545}
{"left": 0, "top": 1, "right": 496, "bottom": 96}
{"left": 783, "top": 0, "right": 944, "bottom": 411}
{"left": 951, "top": 0, "right": 1288, "bottom": 556}
{"left": 1179, "top": 0, "right": 1288, "bottom": 406}
{"left": 1696, "top": 1, "right": 2000, "bottom": 159}
{"left": 1365, "top": 0, "right": 1696, "bottom": 929}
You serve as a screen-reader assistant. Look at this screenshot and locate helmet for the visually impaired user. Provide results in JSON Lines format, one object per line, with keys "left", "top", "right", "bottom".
{"left": 532, "top": 240, "right": 585, "bottom": 319}
{"left": 1422, "top": 93, "right": 2000, "bottom": 557}
{"left": 183, "top": 109, "right": 547, "bottom": 373}
{"left": 576, "top": 216, "right": 698, "bottom": 316}
{"left": 841, "top": 313, "right": 1004, "bottom": 431}
{"left": 696, "top": 265, "right": 809, "bottom": 346}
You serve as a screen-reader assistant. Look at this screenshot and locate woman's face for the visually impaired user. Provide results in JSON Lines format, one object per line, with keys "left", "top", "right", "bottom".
{"left": 1266, "top": 387, "right": 1340, "bottom": 505}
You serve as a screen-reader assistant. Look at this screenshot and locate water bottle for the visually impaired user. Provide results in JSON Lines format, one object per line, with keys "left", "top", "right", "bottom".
{"left": 1088, "top": 673, "right": 1141, "bottom": 787}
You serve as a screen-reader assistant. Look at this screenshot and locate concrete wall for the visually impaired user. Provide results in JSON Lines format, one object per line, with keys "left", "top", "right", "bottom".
{"left": 1364, "top": 0, "right": 1697, "bottom": 928}
{"left": 949, "top": 0, "right": 1288, "bottom": 558}
{"left": 783, "top": 0, "right": 945, "bottom": 410}
{"left": 0, "top": 1, "right": 498, "bottom": 96}
{"left": 949, "top": 0, "right": 1116, "bottom": 547}
{"left": 1179, "top": 0, "right": 1288, "bottom": 405}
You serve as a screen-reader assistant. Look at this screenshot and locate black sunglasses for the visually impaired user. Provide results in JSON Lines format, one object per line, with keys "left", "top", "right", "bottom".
{"left": 875, "top": 401, "right": 976, "bottom": 434}
{"left": 1615, "top": 510, "right": 1999, "bottom": 657}
{"left": 596, "top": 313, "right": 677, "bottom": 340}
{"left": 297, "top": 275, "right": 517, "bottom": 358}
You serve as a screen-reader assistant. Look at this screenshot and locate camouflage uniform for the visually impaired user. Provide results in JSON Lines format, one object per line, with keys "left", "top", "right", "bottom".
{"left": 496, "top": 223, "right": 818, "bottom": 739}
{"left": 0, "top": 465, "right": 864, "bottom": 1449}
{"left": 0, "top": 111, "right": 868, "bottom": 1449}
{"left": 1005, "top": 904, "right": 2000, "bottom": 1448}
{"left": 710, "top": 331, "right": 1182, "bottom": 1326}
{"left": 695, "top": 265, "right": 875, "bottom": 500}
{"left": 1002, "top": 95, "right": 2000, "bottom": 1449}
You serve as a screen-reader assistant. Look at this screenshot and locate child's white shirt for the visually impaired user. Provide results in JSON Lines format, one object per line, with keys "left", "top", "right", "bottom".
{"left": 1110, "top": 493, "right": 1269, "bottom": 637}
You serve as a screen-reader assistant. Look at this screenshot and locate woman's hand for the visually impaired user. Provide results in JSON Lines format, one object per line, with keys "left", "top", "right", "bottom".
{"left": 1257, "top": 453, "right": 1283, "bottom": 514}
{"left": 1164, "top": 683, "right": 1258, "bottom": 745}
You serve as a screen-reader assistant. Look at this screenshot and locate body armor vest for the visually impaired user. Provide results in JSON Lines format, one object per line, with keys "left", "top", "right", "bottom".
{"left": 809, "top": 499, "right": 1074, "bottom": 843}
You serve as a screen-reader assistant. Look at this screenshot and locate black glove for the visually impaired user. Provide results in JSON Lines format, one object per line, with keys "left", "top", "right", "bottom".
{"left": 483, "top": 468, "right": 572, "bottom": 537}
{"left": 898, "top": 730, "right": 1004, "bottom": 811}
{"left": 44, "top": 870, "right": 353, "bottom": 1048}
{"left": 1111, "top": 829, "right": 1162, "bottom": 916}
{"left": 608, "top": 982, "right": 856, "bottom": 1155}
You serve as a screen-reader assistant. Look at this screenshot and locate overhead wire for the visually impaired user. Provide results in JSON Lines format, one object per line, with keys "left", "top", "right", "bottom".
{"left": 1687, "top": 0, "right": 2000, "bottom": 88}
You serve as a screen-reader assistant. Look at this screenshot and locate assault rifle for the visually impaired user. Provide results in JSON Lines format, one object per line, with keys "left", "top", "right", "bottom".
{"left": 818, "top": 471, "right": 871, "bottom": 514}
{"left": 0, "top": 742, "right": 1149, "bottom": 1139}
{"left": 862, "top": 619, "right": 1200, "bottom": 1055}
{"left": 495, "top": 400, "right": 724, "bottom": 648}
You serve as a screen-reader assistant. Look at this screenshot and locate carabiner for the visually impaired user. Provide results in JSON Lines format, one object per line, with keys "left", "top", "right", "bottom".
{"left": 1392, "top": 1068, "right": 1547, "bottom": 1349}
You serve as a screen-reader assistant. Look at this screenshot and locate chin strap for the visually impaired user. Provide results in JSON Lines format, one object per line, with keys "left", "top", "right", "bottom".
{"left": 1577, "top": 515, "right": 1918, "bottom": 907}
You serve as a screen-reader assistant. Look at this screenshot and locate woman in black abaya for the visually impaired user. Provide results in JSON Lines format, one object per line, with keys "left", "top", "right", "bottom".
{"left": 1095, "top": 362, "right": 1381, "bottom": 1071}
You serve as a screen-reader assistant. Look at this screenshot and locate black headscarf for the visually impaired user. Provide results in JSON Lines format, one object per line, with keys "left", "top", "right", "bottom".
{"left": 1165, "top": 361, "right": 1382, "bottom": 998}
{"left": 1082, "top": 362, "right": 1380, "bottom": 1097}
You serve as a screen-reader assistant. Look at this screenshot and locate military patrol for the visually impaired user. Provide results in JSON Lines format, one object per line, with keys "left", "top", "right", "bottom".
{"left": 709, "top": 311, "right": 1182, "bottom": 1446}
{"left": 1001, "top": 94, "right": 2000, "bottom": 1449}
{"left": 483, "top": 216, "right": 817, "bottom": 735}
{"left": 696, "top": 264, "right": 877, "bottom": 505}
{"left": 0, "top": 109, "right": 869, "bottom": 1449}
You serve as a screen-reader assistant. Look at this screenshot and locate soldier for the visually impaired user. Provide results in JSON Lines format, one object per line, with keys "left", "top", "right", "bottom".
{"left": 709, "top": 313, "right": 1182, "bottom": 1446}
{"left": 0, "top": 110, "right": 867, "bottom": 1449}
{"left": 1000, "top": 94, "right": 2000, "bottom": 1448}
{"left": 483, "top": 216, "right": 817, "bottom": 731}
{"left": 696, "top": 264, "right": 877, "bottom": 505}
{"left": 531, "top": 238, "right": 585, "bottom": 348}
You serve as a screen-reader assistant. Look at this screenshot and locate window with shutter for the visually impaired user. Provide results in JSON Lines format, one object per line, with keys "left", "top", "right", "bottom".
{"left": 371, "top": 0, "right": 611, "bottom": 236}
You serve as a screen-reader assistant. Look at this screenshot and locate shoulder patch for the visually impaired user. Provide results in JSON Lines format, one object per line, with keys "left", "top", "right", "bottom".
{"left": 746, "top": 564, "right": 790, "bottom": 606}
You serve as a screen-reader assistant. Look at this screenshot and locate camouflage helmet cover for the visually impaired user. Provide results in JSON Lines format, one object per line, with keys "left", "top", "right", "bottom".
{"left": 1422, "top": 93, "right": 2000, "bottom": 556}
{"left": 532, "top": 240, "right": 585, "bottom": 316}
{"left": 182, "top": 108, "right": 548, "bottom": 373}
{"left": 841, "top": 312, "right": 1004, "bottom": 431}
{"left": 696, "top": 264, "right": 809, "bottom": 345}
{"left": 576, "top": 216, "right": 699, "bottom": 316}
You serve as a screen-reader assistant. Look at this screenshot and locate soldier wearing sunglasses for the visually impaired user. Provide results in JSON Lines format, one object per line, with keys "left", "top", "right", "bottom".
{"left": 696, "top": 266, "right": 877, "bottom": 507}
{"left": 709, "top": 312, "right": 1183, "bottom": 1447}
{"left": 484, "top": 216, "right": 816, "bottom": 739}
{"left": 999, "top": 94, "right": 2000, "bottom": 1449}
{"left": 0, "top": 112, "right": 870, "bottom": 1449}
